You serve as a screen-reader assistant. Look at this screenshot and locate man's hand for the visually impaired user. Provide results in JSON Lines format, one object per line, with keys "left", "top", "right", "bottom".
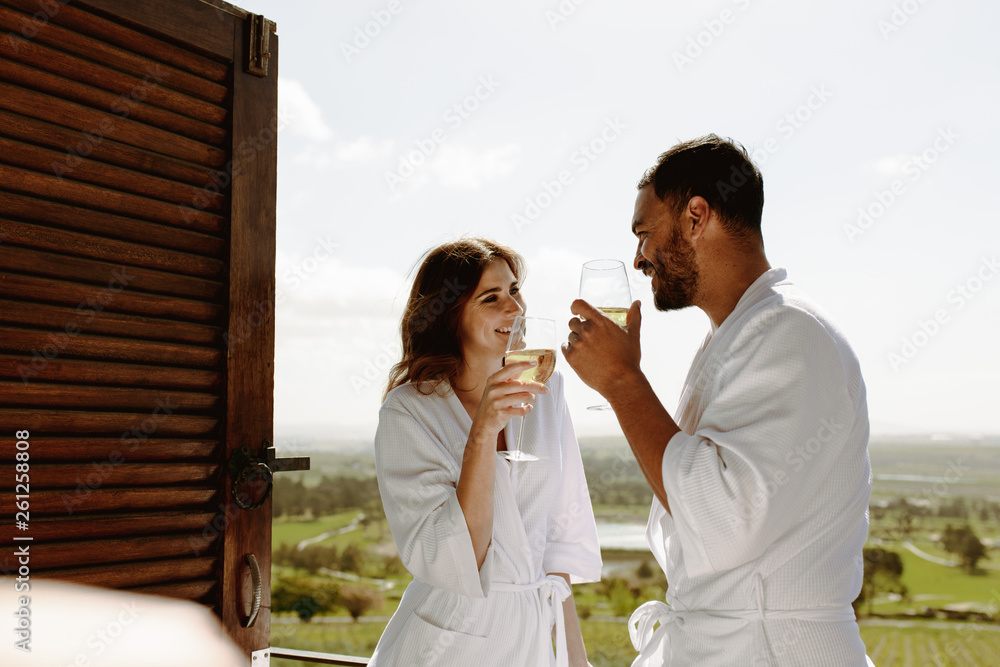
{"left": 563, "top": 299, "right": 642, "bottom": 398}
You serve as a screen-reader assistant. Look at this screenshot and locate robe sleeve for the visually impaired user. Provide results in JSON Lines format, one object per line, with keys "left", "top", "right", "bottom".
{"left": 661, "top": 306, "right": 863, "bottom": 578}
{"left": 374, "top": 402, "right": 494, "bottom": 598}
{"left": 543, "top": 378, "right": 603, "bottom": 583}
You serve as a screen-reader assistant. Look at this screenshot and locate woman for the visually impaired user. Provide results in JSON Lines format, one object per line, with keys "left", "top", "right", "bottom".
{"left": 369, "top": 238, "right": 602, "bottom": 667}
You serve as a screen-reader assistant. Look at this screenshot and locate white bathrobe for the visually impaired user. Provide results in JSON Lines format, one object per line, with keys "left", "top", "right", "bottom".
{"left": 370, "top": 371, "right": 602, "bottom": 667}
{"left": 631, "top": 268, "right": 872, "bottom": 666}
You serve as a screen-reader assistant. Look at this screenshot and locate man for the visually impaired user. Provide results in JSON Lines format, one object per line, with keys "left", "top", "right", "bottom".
{"left": 563, "top": 135, "right": 872, "bottom": 666}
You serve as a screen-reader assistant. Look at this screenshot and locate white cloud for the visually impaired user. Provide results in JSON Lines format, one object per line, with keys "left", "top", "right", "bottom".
{"left": 335, "top": 136, "right": 394, "bottom": 162}
{"left": 278, "top": 77, "right": 334, "bottom": 142}
{"left": 427, "top": 143, "right": 522, "bottom": 190}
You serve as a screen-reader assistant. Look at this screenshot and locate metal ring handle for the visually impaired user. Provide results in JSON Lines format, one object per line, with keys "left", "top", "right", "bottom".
{"left": 245, "top": 553, "right": 262, "bottom": 628}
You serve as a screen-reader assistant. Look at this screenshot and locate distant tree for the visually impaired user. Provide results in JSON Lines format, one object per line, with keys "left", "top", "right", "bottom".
{"left": 636, "top": 560, "right": 653, "bottom": 579}
{"left": 856, "top": 548, "right": 904, "bottom": 616}
{"left": 271, "top": 574, "right": 339, "bottom": 622}
{"left": 340, "top": 543, "right": 367, "bottom": 574}
{"left": 340, "top": 585, "right": 384, "bottom": 621}
{"left": 942, "top": 525, "right": 986, "bottom": 573}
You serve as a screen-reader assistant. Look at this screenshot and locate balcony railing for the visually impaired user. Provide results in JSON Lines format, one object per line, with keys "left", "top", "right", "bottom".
{"left": 269, "top": 647, "right": 369, "bottom": 665}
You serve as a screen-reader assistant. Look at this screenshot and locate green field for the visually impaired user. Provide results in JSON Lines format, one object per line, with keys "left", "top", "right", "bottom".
{"left": 868, "top": 547, "right": 1000, "bottom": 615}
{"left": 272, "top": 511, "right": 361, "bottom": 547}
{"left": 268, "top": 619, "right": 1000, "bottom": 666}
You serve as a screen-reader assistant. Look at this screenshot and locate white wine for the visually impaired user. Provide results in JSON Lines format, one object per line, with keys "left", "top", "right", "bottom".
{"left": 504, "top": 348, "right": 556, "bottom": 384}
{"left": 599, "top": 307, "right": 628, "bottom": 327}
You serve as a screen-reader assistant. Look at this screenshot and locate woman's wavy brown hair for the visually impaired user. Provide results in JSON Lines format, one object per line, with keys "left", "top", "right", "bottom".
{"left": 384, "top": 238, "right": 524, "bottom": 400}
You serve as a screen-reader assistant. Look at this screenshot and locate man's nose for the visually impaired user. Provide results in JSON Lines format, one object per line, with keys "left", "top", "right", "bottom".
{"left": 634, "top": 251, "right": 647, "bottom": 272}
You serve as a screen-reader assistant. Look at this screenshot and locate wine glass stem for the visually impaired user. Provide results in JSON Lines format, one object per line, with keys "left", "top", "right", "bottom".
{"left": 514, "top": 412, "right": 527, "bottom": 453}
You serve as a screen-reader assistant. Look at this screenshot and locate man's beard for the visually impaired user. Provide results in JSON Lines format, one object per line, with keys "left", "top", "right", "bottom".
{"left": 650, "top": 225, "right": 699, "bottom": 312}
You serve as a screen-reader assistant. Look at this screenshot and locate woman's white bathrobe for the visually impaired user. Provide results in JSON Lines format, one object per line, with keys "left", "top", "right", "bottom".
{"left": 369, "top": 371, "right": 602, "bottom": 667}
{"left": 631, "top": 268, "right": 873, "bottom": 666}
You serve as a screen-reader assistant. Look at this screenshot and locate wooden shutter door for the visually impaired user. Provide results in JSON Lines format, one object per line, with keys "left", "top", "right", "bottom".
{"left": 0, "top": 0, "right": 278, "bottom": 657}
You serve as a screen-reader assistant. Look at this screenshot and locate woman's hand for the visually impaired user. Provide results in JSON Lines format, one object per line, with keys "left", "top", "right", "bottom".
{"left": 468, "top": 361, "right": 549, "bottom": 446}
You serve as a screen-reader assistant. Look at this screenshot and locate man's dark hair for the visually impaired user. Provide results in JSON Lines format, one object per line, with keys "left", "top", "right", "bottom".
{"left": 637, "top": 134, "right": 764, "bottom": 240}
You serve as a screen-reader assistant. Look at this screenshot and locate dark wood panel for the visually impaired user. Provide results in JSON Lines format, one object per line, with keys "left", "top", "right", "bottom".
{"left": 0, "top": 110, "right": 222, "bottom": 188}
{"left": 0, "top": 326, "right": 223, "bottom": 368}
{"left": 0, "top": 164, "right": 226, "bottom": 230}
{"left": 0, "top": 510, "right": 217, "bottom": 542}
{"left": 0, "top": 191, "right": 226, "bottom": 256}
{"left": 221, "top": 20, "right": 277, "bottom": 653}
{"left": 0, "top": 354, "right": 221, "bottom": 390}
{"left": 0, "top": 278, "right": 224, "bottom": 326}
{"left": 26, "top": 485, "right": 218, "bottom": 513}
{"left": 0, "top": 83, "right": 227, "bottom": 167}
{"left": 0, "top": 218, "right": 224, "bottom": 277}
{"left": 16, "top": 533, "right": 220, "bottom": 569}
{"left": 3, "top": 0, "right": 230, "bottom": 82}
{"left": 0, "top": 462, "right": 219, "bottom": 489}
{"left": 78, "top": 0, "right": 239, "bottom": 61}
{"left": 0, "top": 298, "right": 222, "bottom": 346}
{"left": 0, "top": 382, "right": 219, "bottom": 412}
{"left": 39, "top": 556, "right": 217, "bottom": 588}
{"left": 0, "top": 4, "right": 229, "bottom": 104}
{"left": 0, "top": 246, "right": 224, "bottom": 301}
{"left": 0, "top": 437, "right": 219, "bottom": 463}
{"left": 127, "top": 578, "right": 216, "bottom": 601}
{"left": 0, "top": 135, "right": 225, "bottom": 209}
{"left": 0, "top": 409, "right": 219, "bottom": 438}
{"left": 0, "top": 48, "right": 227, "bottom": 139}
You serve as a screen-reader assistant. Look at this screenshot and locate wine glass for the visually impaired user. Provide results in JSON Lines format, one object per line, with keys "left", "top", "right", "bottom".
{"left": 579, "top": 259, "right": 632, "bottom": 411}
{"left": 498, "top": 316, "right": 556, "bottom": 462}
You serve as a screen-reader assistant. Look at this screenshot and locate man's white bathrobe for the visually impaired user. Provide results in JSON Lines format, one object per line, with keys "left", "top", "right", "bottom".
{"left": 370, "top": 371, "right": 602, "bottom": 667}
{"left": 630, "top": 268, "right": 872, "bottom": 666}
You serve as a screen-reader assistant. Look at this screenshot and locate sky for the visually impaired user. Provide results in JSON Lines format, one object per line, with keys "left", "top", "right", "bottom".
{"left": 230, "top": 0, "right": 1000, "bottom": 445}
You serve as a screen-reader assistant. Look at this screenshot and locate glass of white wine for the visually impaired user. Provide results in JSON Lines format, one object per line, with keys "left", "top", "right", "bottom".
{"left": 499, "top": 316, "right": 556, "bottom": 462}
{"left": 579, "top": 259, "right": 632, "bottom": 411}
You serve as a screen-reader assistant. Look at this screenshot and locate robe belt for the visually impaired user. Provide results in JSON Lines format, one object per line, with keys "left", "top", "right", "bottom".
{"left": 628, "top": 574, "right": 856, "bottom": 666}
{"left": 492, "top": 574, "right": 572, "bottom": 667}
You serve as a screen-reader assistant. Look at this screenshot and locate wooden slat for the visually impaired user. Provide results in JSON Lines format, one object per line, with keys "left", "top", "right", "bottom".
{"left": 40, "top": 556, "right": 217, "bottom": 588}
{"left": 0, "top": 110, "right": 222, "bottom": 188}
{"left": 17, "top": 533, "right": 220, "bottom": 569}
{"left": 0, "top": 274, "right": 224, "bottom": 322}
{"left": 0, "top": 298, "right": 222, "bottom": 345}
{"left": 0, "top": 382, "right": 219, "bottom": 412}
{"left": 0, "top": 327, "right": 222, "bottom": 369}
{"left": 0, "top": 135, "right": 225, "bottom": 209}
{"left": 0, "top": 48, "right": 227, "bottom": 141}
{"left": 0, "top": 409, "right": 218, "bottom": 437}
{"left": 0, "top": 218, "right": 224, "bottom": 278}
{"left": 0, "top": 462, "right": 219, "bottom": 489}
{"left": 0, "top": 246, "right": 224, "bottom": 301}
{"left": 0, "top": 510, "right": 217, "bottom": 543}
{"left": 0, "top": 438, "right": 219, "bottom": 463}
{"left": 0, "top": 354, "right": 221, "bottom": 390}
{"left": 0, "top": 191, "right": 226, "bottom": 257}
{"left": 0, "top": 83, "right": 226, "bottom": 167}
{"left": 0, "top": 163, "right": 225, "bottom": 230}
{"left": 3, "top": 0, "right": 230, "bottom": 82}
{"left": 0, "top": 4, "right": 229, "bottom": 104}
{"left": 27, "top": 486, "right": 218, "bottom": 513}
{"left": 77, "top": 0, "right": 240, "bottom": 61}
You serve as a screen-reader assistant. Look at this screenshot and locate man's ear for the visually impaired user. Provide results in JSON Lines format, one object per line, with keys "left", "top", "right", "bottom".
{"left": 687, "top": 196, "right": 711, "bottom": 241}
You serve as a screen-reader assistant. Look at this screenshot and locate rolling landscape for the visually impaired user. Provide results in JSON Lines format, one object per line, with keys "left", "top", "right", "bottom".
{"left": 268, "top": 435, "right": 1000, "bottom": 666}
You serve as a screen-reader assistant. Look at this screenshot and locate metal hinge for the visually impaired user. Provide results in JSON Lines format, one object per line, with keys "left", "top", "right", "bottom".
{"left": 247, "top": 14, "right": 273, "bottom": 77}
